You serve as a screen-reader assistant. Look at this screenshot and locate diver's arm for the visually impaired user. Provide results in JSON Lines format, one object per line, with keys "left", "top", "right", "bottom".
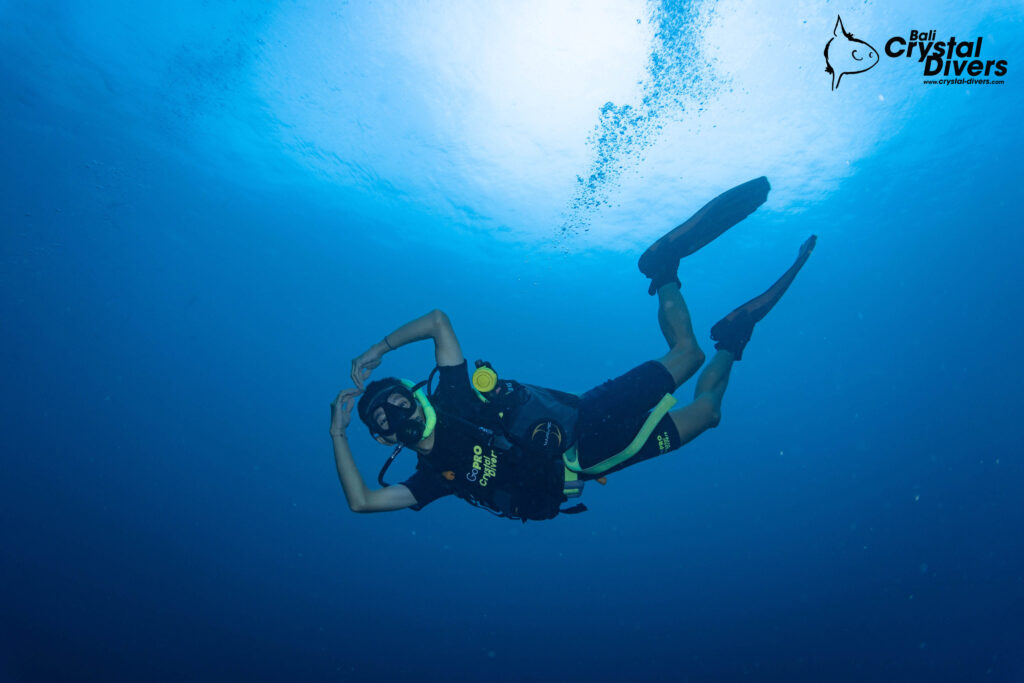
{"left": 330, "top": 389, "right": 417, "bottom": 513}
{"left": 331, "top": 434, "right": 418, "bottom": 512}
{"left": 352, "top": 309, "right": 463, "bottom": 389}
{"left": 382, "top": 308, "right": 462, "bottom": 365}
{"left": 426, "top": 308, "right": 463, "bottom": 366}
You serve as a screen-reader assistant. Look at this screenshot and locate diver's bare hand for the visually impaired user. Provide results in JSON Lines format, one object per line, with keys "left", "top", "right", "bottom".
{"left": 351, "top": 342, "right": 386, "bottom": 391}
{"left": 330, "top": 388, "right": 361, "bottom": 437}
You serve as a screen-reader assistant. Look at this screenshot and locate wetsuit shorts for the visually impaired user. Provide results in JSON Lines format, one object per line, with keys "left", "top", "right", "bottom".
{"left": 575, "top": 360, "right": 682, "bottom": 478}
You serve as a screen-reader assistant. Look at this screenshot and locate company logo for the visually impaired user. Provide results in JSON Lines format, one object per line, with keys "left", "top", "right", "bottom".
{"left": 823, "top": 18, "right": 1009, "bottom": 89}
{"left": 529, "top": 419, "right": 564, "bottom": 452}
{"left": 824, "top": 15, "right": 879, "bottom": 90}
{"left": 885, "top": 30, "right": 1008, "bottom": 84}
{"left": 468, "top": 444, "right": 497, "bottom": 486}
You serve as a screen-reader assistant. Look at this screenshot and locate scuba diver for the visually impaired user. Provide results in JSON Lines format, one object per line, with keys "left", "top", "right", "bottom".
{"left": 330, "top": 177, "right": 817, "bottom": 521}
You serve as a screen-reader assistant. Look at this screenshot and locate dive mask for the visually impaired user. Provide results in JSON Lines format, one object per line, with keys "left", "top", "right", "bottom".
{"left": 363, "top": 384, "right": 425, "bottom": 446}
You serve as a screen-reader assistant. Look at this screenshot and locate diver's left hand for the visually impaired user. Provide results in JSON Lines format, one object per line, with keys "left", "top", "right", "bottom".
{"left": 330, "top": 388, "right": 360, "bottom": 437}
{"left": 351, "top": 342, "right": 385, "bottom": 391}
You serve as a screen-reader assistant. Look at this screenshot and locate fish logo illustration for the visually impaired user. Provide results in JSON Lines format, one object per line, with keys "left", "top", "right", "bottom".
{"left": 824, "top": 16, "right": 879, "bottom": 90}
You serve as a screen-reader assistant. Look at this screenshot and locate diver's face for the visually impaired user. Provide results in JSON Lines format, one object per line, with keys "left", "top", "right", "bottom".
{"left": 372, "top": 392, "right": 422, "bottom": 445}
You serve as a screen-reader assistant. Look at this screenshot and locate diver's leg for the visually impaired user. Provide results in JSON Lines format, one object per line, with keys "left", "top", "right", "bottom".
{"left": 654, "top": 282, "right": 706, "bottom": 389}
{"left": 575, "top": 351, "right": 733, "bottom": 476}
{"left": 668, "top": 350, "right": 734, "bottom": 445}
{"left": 666, "top": 237, "right": 815, "bottom": 444}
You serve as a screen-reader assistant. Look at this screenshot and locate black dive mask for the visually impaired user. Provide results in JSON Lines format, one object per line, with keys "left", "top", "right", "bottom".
{"left": 365, "top": 385, "right": 425, "bottom": 446}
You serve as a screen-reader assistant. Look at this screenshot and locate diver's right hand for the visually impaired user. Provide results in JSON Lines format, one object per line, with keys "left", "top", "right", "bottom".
{"left": 351, "top": 342, "right": 386, "bottom": 391}
{"left": 330, "top": 388, "right": 361, "bottom": 437}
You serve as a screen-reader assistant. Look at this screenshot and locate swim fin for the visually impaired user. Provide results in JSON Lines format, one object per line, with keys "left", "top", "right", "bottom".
{"left": 710, "top": 235, "right": 817, "bottom": 360}
{"left": 639, "top": 176, "right": 771, "bottom": 295}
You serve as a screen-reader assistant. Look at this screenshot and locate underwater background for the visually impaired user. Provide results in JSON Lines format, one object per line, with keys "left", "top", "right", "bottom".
{"left": 2, "top": 1, "right": 1023, "bottom": 681}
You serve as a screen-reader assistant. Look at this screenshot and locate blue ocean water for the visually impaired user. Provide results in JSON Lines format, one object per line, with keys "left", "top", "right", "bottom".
{"left": 2, "top": 1, "right": 1022, "bottom": 681}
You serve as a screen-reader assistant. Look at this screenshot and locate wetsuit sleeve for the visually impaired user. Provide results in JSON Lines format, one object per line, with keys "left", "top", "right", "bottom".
{"left": 401, "top": 468, "right": 452, "bottom": 511}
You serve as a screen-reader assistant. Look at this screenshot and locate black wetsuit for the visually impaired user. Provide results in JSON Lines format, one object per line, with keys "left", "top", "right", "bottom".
{"left": 403, "top": 360, "right": 682, "bottom": 521}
